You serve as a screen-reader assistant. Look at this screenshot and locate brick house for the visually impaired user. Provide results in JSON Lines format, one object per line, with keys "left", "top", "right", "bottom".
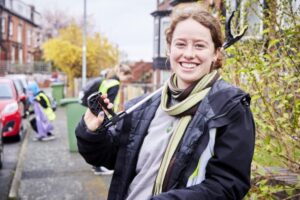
{"left": 129, "top": 61, "right": 153, "bottom": 84}
{"left": 0, "top": 0, "right": 42, "bottom": 74}
{"left": 119, "top": 61, "right": 153, "bottom": 108}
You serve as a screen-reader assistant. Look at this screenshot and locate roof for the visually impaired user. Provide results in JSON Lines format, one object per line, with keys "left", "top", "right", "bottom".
{"left": 129, "top": 61, "right": 153, "bottom": 83}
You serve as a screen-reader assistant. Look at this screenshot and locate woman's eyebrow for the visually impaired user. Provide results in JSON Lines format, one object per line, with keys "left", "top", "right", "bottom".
{"left": 173, "top": 38, "right": 209, "bottom": 45}
{"left": 194, "top": 39, "right": 209, "bottom": 44}
{"left": 173, "top": 38, "right": 186, "bottom": 42}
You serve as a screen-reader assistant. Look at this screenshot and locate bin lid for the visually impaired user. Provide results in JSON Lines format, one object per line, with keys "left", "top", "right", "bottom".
{"left": 60, "top": 98, "right": 80, "bottom": 106}
{"left": 51, "top": 82, "right": 64, "bottom": 87}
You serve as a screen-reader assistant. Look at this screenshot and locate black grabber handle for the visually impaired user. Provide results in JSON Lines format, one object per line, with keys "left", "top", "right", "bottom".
{"left": 87, "top": 91, "right": 117, "bottom": 117}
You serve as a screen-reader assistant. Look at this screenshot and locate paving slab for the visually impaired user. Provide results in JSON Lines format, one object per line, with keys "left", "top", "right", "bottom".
{"left": 17, "top": 106, "right": 111, "bottom": 200}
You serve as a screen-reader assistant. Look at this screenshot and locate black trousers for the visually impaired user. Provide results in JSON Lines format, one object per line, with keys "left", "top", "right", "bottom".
{"left": 30, "top": 118, "right": 52, "bottom": 136}
{"left": 30, "top": 118, "right": 38, "bottom": 132}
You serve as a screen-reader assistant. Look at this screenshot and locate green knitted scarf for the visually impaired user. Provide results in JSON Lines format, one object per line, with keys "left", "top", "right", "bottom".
{"left": 153, "top": 70, "right": 219, "bottom": 195}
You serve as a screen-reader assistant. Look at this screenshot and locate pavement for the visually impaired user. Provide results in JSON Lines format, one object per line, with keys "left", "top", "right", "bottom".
{"left": 11, "top": 106, "right": 111, "bottom": 200}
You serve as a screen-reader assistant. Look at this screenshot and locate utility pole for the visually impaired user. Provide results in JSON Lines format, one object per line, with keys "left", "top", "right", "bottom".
{"left": 82, "top": 0, "right": 87, "bottom": 87}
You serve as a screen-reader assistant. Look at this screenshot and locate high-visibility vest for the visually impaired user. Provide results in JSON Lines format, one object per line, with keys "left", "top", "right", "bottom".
{"left": 36, "top": 92, "right": 56, "bottom": 121}
{"left": 98, "top": 79, "right": 120, "bottom": 112}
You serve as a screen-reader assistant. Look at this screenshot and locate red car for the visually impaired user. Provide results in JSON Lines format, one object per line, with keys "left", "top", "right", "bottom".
{"left": 0, "top": 78, "right": 25, "bottom": 140}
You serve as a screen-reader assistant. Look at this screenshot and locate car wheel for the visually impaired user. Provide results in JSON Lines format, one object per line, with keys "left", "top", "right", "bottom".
{"left": 16, "top": 125, "right": 24, "bottom": 142}
{"left": 18, "top": 120, "right": 27, "bottom": 141}
{"left": 14, "top": 122, "right": 24, "bottom": 142}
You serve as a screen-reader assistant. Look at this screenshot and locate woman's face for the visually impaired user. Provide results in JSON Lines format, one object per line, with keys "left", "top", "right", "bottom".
{"left": 169, "top": 18, "right": 219, "bottom": 89}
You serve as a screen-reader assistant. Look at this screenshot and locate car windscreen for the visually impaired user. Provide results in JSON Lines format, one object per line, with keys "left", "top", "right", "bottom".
{"left": 0, "top": 83, "right": 13, "bottom": 99}
{"left": 12, "top": 79, "right": 24, "bottom": 95}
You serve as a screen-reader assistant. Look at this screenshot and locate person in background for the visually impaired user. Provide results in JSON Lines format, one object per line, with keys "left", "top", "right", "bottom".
{"left": 80, "top": 64, "right": 132, "bottom": 175}
{"left": 76, "top": 3, "right": 255, "bottom": 200}
{"left": 27, "top": 81, "right": 56, "bottom": 141}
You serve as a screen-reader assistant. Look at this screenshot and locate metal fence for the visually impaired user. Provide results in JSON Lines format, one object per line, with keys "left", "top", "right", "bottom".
{"left": 0, "top": 60, "right": 52, "bottom": 75}
{"left": 121, "top": 83, "right": 161, "bottom": 102}
{"left": 119, "top": 83, "right": 162, "bottom": 110}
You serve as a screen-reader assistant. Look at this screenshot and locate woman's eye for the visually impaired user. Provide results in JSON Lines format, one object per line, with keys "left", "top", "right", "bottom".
{"left": 175, "top": 43, "right": 185, "bottom": 48}
{"left": 195, "top": 44, "right": 205, "bottom": 49}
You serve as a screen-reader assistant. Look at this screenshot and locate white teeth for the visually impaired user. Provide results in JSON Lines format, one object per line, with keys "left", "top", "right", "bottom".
{"left": 181, "top": 63, "right": 197, "bottom": 68}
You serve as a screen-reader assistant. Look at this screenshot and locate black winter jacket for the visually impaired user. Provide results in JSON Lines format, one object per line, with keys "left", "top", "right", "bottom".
{"left": 75, "top": 79, "right": 255, "bottom": 200}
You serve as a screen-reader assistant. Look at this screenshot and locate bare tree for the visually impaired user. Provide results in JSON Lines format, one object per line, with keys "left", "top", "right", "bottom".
{"left": 41, "top": 8, "right": 95, "bottom": 41}
{"left": 41, "top": 9, "right": 73, "bottom": 40}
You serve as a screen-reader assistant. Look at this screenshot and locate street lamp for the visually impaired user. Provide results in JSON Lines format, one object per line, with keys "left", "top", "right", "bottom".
{"left": 82, "top": 0, "right": 87, "bottom": 87}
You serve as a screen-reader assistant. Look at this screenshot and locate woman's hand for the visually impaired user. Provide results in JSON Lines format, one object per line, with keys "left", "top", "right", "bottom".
{"left": 83, "top": 94, "right": 114, "bottom": 132}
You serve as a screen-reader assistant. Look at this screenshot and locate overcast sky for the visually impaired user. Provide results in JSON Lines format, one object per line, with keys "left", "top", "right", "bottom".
{"left": 22, "top": 0, "right": 156, "bottom": 62}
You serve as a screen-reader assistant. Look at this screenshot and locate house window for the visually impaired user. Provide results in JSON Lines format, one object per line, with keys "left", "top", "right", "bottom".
{"left": 27, "top": 54, "right": 32, "bottom": 63}
{"left": 27, "top": 29, "right": 32, "bottom": 46}
{"left": 17, "top": 24, "right": 22, "bottom": 43}
{"left": 241, "top": 0, "right": 264, "bottom": 39}
{"left": 34, "top": 31, "right": 41, "bottom": 48}
{"left": 9, "top": 21, "right": 13, "bottom": 36}
{"left": 153, "top": 17, "right": 159, "bottom": 57}
{"left": 1, "top": 18, "right": 5, "bottom": 33}
{"left": 160, "top": 17, "right": 170, "bottom": 57}
{"left": 11, "top": 46, "right": 15, "bottom": 63}
{"left": 18, "top": 48, "right": 23, "bottom": 64}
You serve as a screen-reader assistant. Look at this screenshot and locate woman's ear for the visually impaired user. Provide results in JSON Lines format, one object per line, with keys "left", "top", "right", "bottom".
{"left": 166, "top": 45, "right": 171, "bottom": 56}
{"left": 214, "top": 47, "right": 221, "bottom": 62}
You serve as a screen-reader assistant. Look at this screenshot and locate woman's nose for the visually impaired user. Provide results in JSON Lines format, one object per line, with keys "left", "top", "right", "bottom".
{"left": 183, "top": 45, "right": 195, "bottom": 59}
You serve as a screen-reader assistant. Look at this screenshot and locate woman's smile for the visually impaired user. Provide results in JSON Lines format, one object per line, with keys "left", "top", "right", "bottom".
{"left": 180, "top": 62, "right": 199, "bottom": 69}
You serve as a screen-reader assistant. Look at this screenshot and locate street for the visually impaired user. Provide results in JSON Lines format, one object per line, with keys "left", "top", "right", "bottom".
{"left": 0, "top": 106, "right": 111, "bottom": 200}
{"left": 0, "top": 134, "right": 23, "bottom": 200}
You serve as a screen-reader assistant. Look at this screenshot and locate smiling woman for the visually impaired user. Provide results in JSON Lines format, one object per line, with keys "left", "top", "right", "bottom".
{"left": 166, "top": 5, "right": 223, "bottom": 89}
{"left": 75, "top": 3, "right": 255, "bottom": 200}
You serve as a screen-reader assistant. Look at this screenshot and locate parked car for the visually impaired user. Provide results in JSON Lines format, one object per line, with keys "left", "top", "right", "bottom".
{"left": 6, "top": 75, "right": 30, "bottom": 117}
{"left": 0, "top": 116, "right": 3, "bottom": 169}
{"left": 8, "top": 77, "right": 30, "bottom": 118}
{"left": 5, "top": 74, "right": 28, "bottom": 88}
{"left": 0, "top": 78, "right": 24, "bottom": 140}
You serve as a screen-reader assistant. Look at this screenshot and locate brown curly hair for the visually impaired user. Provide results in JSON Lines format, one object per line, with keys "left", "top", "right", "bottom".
{"left": 165, "top": 3, "right": 224, "bottom": 69}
